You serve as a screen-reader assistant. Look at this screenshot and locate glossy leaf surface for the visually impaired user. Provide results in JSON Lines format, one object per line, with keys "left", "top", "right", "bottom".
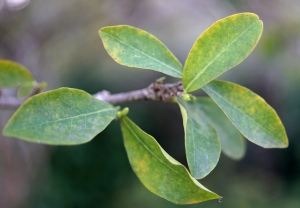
{"left": 192, "top": 98, "right": 246, "bottom": 160}
{"left": 99, "top": 25, "right": 183, "bottom": 78}
{"left": 0, "top": 59, "right": 34, "bottom": 88}
{"left": 203, "top": 80, "right": 288, "bottom": 148}
{"left": 121, "top": 116, "right": 220, "bottom": 204}
{"left": 3, "top": 88, "right": 117, "bottom": 145}
{"left": 177, "top": 99, "right": 221, "bottom": 179}
{"left": 183, "top": 13, "right": 263, "bottom": 92}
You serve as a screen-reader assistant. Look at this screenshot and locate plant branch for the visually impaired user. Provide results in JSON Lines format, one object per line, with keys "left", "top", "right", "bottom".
{"left": 0, "top": 97, "right": 24, "bottom": 109}
{"left": 94, "top": 81, "right": 183, "bottom": 104}
{"left": 0, "top": 81, "right": 184, "bottom": 109}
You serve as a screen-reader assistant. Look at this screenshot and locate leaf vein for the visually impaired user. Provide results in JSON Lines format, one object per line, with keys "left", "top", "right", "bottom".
{"left": 185, "top": 21, "right": 258, "bottom": 91}
{"left": 102, "top": 32, "right": 182, "bottom": 76}
{"left": 123, "top": 120, "right": 190, "bottom": 181}
{"left": 207, "top": 88, "right": 276, "bottom": 139}
{"left": 16, "top": 108, "right": 114, "bottom": 130}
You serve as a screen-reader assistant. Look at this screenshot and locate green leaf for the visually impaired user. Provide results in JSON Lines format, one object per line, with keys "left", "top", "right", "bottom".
{"left": 99, "top": 25, "right": 183, "bottom": 78}
{"left": 38, "top": 81, "right": 48, "bottom": 91}
{"left": 177, "top": 99, "right": 221, "bottom": 179}
{"left": 0, "top": 59, "right": 34, "bottom": 88}
{"left": 192, "top": 98, "right": 246, "bottom": 160}
{"left": 3, "top": 88, "right": 117, "bottom": 145}
{"left": 121, "top": 116, "right": 220, "bottom": 204}
{"left": 183, "top": 13, "right": 263, "bottom": 92}
{"left": 18, "top": 81, "right": 48, "bottom": 98}
{"left": 17, "top": 81, "right": 37, "bottom": 98}
{"left": 203, "top": 80, "right": 288, "bottom": 148}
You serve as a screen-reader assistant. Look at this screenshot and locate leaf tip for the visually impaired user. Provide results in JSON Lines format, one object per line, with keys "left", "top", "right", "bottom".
{"left": 279, "top": 137, "right": 289, "bottom": 148}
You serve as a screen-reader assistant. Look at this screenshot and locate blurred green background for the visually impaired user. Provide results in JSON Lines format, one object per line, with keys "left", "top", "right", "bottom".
{"left": 0, "top": 0, "right": 300, "bottom": 207}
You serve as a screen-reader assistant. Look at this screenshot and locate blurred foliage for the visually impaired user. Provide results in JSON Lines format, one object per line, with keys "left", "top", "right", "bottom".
{"left": 1, "top": 0, "right": 300, "bottom": 207}
{"left": 27, "top": 121, "right": 133, "bottom": 208}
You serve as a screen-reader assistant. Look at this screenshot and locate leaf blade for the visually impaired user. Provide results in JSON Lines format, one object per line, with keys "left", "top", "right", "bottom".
{"left": 194, "top": 98, "right": 246, "bottom": 160}
{"left": 99, "top": 25, "right": 183, "bottom": 78}
{"left": 203, "top": 80, "right": 288, "bottom": 148}
{"left": 121, "top": 116, "right": 220, "bottom": 204}
{"left": 0, "top": 59, "right": 34, "bottom": 88}
{"left": 177, "top": 99, "right": 221, "bottom": 179}
{"left": 3, "top": 88, "right": 117, "bottom": 145}
{"left": 183, "top": 13, "right": 263, "bottom": 92}
{"left": 17, "top": 81, "right": 37, "bottom": 98}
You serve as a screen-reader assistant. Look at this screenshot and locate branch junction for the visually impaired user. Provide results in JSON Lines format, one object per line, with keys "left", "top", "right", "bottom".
{"left": 0, "top": 81, "right": 184, "bottom": 109}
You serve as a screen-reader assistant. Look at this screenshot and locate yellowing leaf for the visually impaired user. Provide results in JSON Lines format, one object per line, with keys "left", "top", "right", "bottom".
{"left": 3, "top": 88, "right": 117, "bottom": 145}
{"left": 121, "top": 116, "right": 220, "bottom": 204}
{"left": 203, "top": 80, "right": 288, "bottom": 148}
{"left": 99, "top": 25, "right": 183, "bottom": 78}
{"left": 183, "top": 13, "right": 263, "bottom": 92}
{"left": 17, "top": 81, "right": 37, "bottom": 98}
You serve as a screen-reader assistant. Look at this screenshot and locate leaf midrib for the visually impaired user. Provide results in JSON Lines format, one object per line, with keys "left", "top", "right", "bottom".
{"left": 205, "top": 87, "right": 277, "bottom": 140}
{"left": 101, "top": 31, "right": 182, "bottom": 77}
{"left": 14, "top": 108, "right": 115, "bottom": 130}
{"left": 200, "top": 104, "right": 245, "bottom": 157}
{"left": 187, "top": 111, "right": 217, "bottom": 178}
{"left": 179, "top": 102, "right": 197, "bottom": 175}
{"left": 123, "top": 119, "right": 190, "bottom": 182}
{"left": 185, "top": 21, "right": 258, "bottom": 91}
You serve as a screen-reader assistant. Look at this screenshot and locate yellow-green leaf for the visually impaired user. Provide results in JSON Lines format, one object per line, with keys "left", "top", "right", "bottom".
{"left": 193, "top": 98, "right": 246, "bottom": 160}
{"left": 0, "top": 59, "right": 34, "bottom": 88}
{"left": 121, "top": 116, "right": 220, "bottom": 204}
{"left": 17, "top": 81, "right": 37, "bottom": 98}
{"left": 3, "top": 88, "right": 117, "bottom": 145}
{"left": 17, "top": 81, "right": 47, "bottom": 98}
{"left": 183, "top": 13, "right": 263, "bottom": 92}
{"left": 203, "top": 80, "right": 288, "bottom": 148}
{"left": 99, "top": 25, "right": 183, "bottom": 78}
{"left": 177, "top": 99, "right": 221, "bottom": 179}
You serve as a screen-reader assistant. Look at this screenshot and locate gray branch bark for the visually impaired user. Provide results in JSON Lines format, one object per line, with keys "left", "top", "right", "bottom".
{"left": 0, "top": 97, "right": 24, "bottom": 109}
{"left": 94, "top": 81, "right": 183, "bottom": 104}
{"left": 0, "top": 81, "right": 184, "bottom": 109}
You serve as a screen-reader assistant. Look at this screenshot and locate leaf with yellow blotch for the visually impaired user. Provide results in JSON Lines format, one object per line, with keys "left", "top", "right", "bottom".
{"left": 3, "top": 88, "right": 117, "bottom": 145}
{"left": 183, "top": 13, "right": 263, "bottom": 92}
{"left": 99, "top": 25, "right": 183, "bottom": 78}
{"left": 203, "top": 80, "right": 288, "bottom": 148}
{"left": 121, "top": 116, "right": 221, "bottom": 204}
